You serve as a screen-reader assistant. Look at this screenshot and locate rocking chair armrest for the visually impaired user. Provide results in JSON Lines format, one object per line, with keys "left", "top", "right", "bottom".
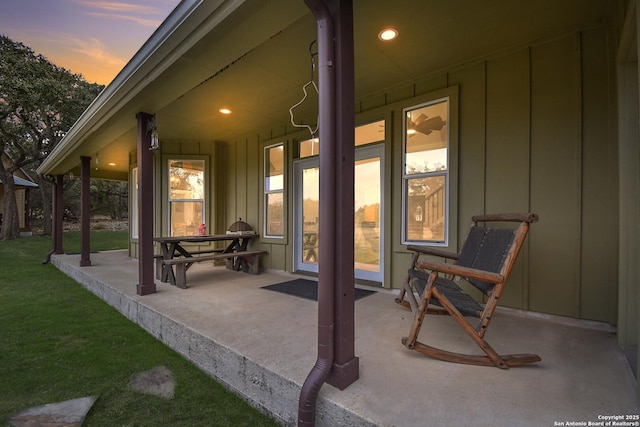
{"left": 407, "top": 245, "right": 459, "bottom": 260}
{"left": 416, "top": 259, "right": 504, "bottom": 284}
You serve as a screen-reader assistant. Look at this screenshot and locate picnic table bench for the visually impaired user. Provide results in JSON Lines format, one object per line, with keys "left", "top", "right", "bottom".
{"left": 154, "top": 232, "right": 266, "bottom": 288}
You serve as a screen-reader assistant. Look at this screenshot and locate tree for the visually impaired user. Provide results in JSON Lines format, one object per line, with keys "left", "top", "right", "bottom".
{"left": 91, "top": 180, "right": 128, "bottom": 220}
{"left": 0, "top": 35, "right": 103, "bottom": 239}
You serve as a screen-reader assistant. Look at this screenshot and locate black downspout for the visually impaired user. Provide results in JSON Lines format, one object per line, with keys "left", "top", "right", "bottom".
{"left": 298, "top": 0, "right": 335, "bottom": 425}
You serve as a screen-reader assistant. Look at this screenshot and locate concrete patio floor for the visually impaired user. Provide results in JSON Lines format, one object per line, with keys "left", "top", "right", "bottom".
{"left": 51, "top": 250, "right": 639, "bottom": 426}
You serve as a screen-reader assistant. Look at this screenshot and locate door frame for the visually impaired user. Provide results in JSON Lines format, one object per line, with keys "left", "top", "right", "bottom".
{"left": 292, "top": 143, "right": 385, "bottom": 283}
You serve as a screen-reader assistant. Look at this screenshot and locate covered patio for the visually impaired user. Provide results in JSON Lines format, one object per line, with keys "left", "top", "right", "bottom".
{"left": 51, "top": 250, "right": 639, "bottom": 426}
{"left": 36, "top": 0, "right": 640, "bottom": 423}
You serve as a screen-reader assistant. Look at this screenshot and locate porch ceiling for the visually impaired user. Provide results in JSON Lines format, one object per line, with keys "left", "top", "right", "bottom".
{"left": 39, "top": 0, "right": 608, "bottom": 179}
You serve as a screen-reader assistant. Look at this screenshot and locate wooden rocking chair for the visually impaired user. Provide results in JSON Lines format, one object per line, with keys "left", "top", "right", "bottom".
{"left": 396, "top": 213, "right": 541, "bottom": 368}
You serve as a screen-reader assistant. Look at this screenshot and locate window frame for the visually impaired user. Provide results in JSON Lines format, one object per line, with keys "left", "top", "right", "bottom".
{"left": 401, "top": 95, "right": 453, "bottom": 247}
{"left": 259, "top": 139, "right": 288, "bottom": 244}
{"left": 264, "top": 142, "right": 285, "bottom": 239}
{"left": 292, "top": 119, "right": 388, "bottom": 282}
{"left": 165, "top": 157, "right": 208, "bottom": 237}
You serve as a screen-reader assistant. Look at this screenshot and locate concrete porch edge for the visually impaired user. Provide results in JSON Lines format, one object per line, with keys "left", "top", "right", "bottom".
{"left": 51, "top": 255, "right": 374, "bottom": 427}
{"left": 49, "top": 251, "right": 640, "bottom": 427}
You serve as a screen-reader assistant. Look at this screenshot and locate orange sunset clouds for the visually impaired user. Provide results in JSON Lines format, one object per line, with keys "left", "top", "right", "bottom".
{"left": 0, "top": 0, "right": 180, "bottom": 85}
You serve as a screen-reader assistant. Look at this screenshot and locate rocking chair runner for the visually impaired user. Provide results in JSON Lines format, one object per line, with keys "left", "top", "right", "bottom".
{"left": 396, "top": 213, "right": 541, "bottom": 368}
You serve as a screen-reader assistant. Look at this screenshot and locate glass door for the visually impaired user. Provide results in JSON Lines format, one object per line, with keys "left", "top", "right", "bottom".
{"left": 354, "top": 145, "right": 383, "bottom": 282}
{"left": 294, "top": 144, "right": 383, "bottom": 283}
{"left": 294, "top": 158, "right": 320, "bottom": 274}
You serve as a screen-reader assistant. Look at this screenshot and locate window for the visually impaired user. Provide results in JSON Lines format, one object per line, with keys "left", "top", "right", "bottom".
{"left": 298, "top": 119, "right": 385, "bottom": 158}
{"left": 264, "top": 143, "right": 284, "bottom": 237}
{"left": 402, "top": 98, "right": 449, "bottom": 245}
{"left": 299, "top": 137, "right": 320, "bottom": 158}
{"left": 355, "top": 119, "right": 385, "bottom": 147}
{"left": 168, "top": 159, "right": 205, "bottom": 236}
{"left": 131, "top": 167, "right": 138, "bottom": 239}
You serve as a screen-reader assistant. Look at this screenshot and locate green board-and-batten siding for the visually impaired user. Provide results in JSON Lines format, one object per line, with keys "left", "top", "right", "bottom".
{"left": 139, "top": 26, "right": 616, "bottom": 324}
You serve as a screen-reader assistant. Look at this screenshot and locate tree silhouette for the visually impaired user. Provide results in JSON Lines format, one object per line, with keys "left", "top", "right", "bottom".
{"left": 0, "top": 35, "right": 103, "bottom": 238}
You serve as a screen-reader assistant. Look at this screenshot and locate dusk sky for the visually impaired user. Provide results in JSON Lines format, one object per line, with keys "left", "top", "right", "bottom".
{"left": 0, "top": 0, "right": 181, "bottom": 85}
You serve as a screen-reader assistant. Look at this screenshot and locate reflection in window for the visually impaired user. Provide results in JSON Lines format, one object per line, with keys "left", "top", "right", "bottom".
{"left": 355, "top": 119, "right": 385, "bottom": 147}
{"left": 299, "top": 137, "right": 320, "bottom": 158}
{"left": 354, "top": 155, "right": 381, "bottom": 274}
{"left": 403, "top": 99, "right": 448, "bottom": 244}
{"left": 302, "top": 166, "right": 320, "bottom": 264}
{"left": 168, "top": 159, "right": 205, "bottom": 236}
{"left": 265, "top": 143, "right": 284, "bottom": 237}
{"left": 298, "top": 119, "right": 385, "bottom": 158}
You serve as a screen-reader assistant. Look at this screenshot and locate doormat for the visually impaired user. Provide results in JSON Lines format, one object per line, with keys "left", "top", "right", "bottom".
{"left": 261, "top": 278, "right": 376, "bottom": 301}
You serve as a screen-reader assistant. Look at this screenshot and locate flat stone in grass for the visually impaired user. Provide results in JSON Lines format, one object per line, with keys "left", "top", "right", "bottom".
{"left": 129, "top": 365, "right": 175, "bottom": 399}
{"left": 8, "top": 396, "right": 97, "bottom": 427}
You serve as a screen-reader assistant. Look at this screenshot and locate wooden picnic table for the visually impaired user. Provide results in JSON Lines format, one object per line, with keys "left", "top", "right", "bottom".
{"left": 154, "top": 233, "right": 264, "bottom": 288}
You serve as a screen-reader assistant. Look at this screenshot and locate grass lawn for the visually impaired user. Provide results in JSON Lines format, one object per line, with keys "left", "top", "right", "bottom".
{"left": 0, "top": 232, "right": 279, "bottom": 426}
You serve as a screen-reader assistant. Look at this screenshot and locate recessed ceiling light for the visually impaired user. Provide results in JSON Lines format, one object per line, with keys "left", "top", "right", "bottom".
{"left": 219, "top": 108, "right": 232, "bottom": 115}
{"left": 378, "top": 28, "right": 398, "bottom": 41}
{"left": 108, "top": 162, "right": 116, "bottom": 166}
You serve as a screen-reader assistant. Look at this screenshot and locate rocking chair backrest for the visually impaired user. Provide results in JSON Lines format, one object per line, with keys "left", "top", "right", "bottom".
{"left": 457, "top": 227, "right": 515, "bottom": 295}
{"left": 457, "top": 213, "right": 538, "bottom": 295}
